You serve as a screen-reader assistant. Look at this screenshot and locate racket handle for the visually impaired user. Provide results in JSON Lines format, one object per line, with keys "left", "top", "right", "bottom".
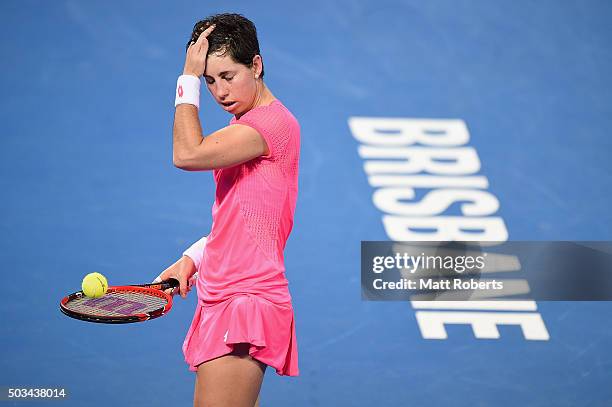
{"left": 149, "top": 273, "right": 198, "bottom": 291}
{"left": 155, "top": 278, "right": 180, "bottom": 290}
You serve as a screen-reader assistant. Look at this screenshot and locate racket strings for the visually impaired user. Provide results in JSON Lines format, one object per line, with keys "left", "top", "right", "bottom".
{"left": 65, "top": 290, "right": 168, "bottom": 317}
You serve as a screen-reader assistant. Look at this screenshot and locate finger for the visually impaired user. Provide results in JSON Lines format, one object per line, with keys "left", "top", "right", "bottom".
{"left": 177, "top": 266, "right": 188, "bottom": 298}
{"left": 201, "top": 24, "right": 216, "bottom": 37}
{"left": 179, "top": 276, "right": 188, "bottom": 298}
{"left": 160, "top": 275, "right": 177, "bottom": 295}
{"left": 188, "top": 272, "right": 199, "bottom": 288}
{"left": 195, "top": 24, "right": 215, "bottom": 47}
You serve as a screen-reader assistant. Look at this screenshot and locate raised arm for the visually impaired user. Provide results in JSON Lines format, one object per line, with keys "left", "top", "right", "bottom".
{"left": 173, "top": 107, "right": 268, "bottom": 171}
{"left": 172, "top": 23, "right": 268, "bottom": 171}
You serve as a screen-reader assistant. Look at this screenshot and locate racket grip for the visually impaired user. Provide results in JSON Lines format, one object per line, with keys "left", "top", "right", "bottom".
{"left": 158, "top": 278, "right": 180, "bottom": 290}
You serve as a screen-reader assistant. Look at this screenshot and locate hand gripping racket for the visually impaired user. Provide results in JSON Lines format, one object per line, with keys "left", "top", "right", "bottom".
{"left": 60, "top": 278, "right": 180, "bottom": 324}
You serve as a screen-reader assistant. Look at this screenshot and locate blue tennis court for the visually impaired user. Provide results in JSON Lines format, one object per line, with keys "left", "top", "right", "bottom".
{"left": 1, "top": 1, "right": 611, "bottom": 405}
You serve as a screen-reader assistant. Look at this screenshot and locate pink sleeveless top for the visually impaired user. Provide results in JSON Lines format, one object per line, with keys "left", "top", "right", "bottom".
{"left": 195, "top": 99, "right": 300, "bottom": 305}
{"left": 183, "top": 100, "right": 300, "bottom": 376}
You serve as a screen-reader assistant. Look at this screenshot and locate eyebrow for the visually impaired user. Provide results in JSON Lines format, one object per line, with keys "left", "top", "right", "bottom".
{"left": 204, "top": 71, "right": 235, "bottom": 78}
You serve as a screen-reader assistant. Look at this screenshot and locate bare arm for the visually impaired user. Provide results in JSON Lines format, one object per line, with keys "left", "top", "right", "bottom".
{"left": 172, "top": 105, "right": 269, "bottom": 171}
{"left": 172, "top": 23, "right": 268, "bottom": 171}
{"left": 172, "top": 103, "right": 203, "bottom": 167}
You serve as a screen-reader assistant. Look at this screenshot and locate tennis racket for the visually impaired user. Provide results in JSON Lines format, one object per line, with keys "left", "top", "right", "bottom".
{"left": 60, "top": 278, "right": 180, "bottom": 324}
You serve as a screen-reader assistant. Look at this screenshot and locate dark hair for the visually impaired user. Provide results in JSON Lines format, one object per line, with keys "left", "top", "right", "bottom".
{"left": 187, "top": 13, "right": 264, "bottom": 79}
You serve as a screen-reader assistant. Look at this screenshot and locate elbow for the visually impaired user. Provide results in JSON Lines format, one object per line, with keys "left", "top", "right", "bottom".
{"left": 173, "top": 156, "right": 197, "bottom": 171}
{"left": 173, "top": 151, "right": 195, "bottom": 170}
{"left": 173, "top": 154, "right": 187, "bottom": 170}
{"left": 173, "top": 152, "right": 213, "bottom": 171}
{"left": 172, "top": 152, "right": 186, "bottom": 169}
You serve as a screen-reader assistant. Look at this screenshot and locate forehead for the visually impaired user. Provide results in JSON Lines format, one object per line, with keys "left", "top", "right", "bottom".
{"left": 205, "top": 53, "right": 245, "bottom": 76}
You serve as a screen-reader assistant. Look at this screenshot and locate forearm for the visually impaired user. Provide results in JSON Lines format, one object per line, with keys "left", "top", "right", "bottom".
{"left": 173, "top": 104, "right": 204, "bottom": 167}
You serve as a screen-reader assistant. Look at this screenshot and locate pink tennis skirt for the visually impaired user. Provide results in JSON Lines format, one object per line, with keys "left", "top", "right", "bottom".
{"left": 182, "top": 293, "right": 299, "bottom": 376}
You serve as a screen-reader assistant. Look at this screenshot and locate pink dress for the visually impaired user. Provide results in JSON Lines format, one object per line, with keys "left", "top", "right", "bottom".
{"left": 182, "top": 99, "right": 300, "bottom": 376}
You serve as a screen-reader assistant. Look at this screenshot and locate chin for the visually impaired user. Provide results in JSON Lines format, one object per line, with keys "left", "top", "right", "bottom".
{"left": 232, "top": 106, "right": 246, "bottom": 116}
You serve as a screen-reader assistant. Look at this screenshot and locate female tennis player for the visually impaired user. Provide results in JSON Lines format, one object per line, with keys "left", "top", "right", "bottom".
{"left": 156, "top": 13, "right": 300, "bottom": 407}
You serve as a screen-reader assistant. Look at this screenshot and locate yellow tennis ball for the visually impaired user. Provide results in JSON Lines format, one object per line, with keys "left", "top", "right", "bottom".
{"left": 81, "top": 272, "right": 108, "bottom": 298}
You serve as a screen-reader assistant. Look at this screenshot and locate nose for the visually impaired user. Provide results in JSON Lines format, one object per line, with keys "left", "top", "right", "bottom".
{"left": 214, "top": 82, "right": 229, "bottom": 101}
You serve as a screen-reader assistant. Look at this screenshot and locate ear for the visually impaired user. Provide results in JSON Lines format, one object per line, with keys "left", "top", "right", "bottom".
{"left": 251, "top": 55, "right": 263, "bottom": 79}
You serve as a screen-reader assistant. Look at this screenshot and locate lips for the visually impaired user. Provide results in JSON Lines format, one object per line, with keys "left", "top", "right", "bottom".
{"left": 221, "top": 101, "right": 236, "bottom": 108}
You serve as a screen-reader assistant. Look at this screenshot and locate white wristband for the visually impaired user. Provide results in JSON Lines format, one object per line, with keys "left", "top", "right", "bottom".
{"left": 183, "top": 235, "right": 208, "bottom": 269}
{"left": 175, "top": 74, "right": 201, "bottom": 109}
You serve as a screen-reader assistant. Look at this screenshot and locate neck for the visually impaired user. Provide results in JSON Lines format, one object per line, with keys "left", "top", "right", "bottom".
{"left": 255, "top": 80, "right": 275, "bottom": 106}
{"left": 237, "top": 81, "right": 276, "bottom": 119}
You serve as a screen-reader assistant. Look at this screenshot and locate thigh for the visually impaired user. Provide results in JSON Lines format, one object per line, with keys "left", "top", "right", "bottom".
{"left": 194, "top": 343, "right": 267, "bottom": 407}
